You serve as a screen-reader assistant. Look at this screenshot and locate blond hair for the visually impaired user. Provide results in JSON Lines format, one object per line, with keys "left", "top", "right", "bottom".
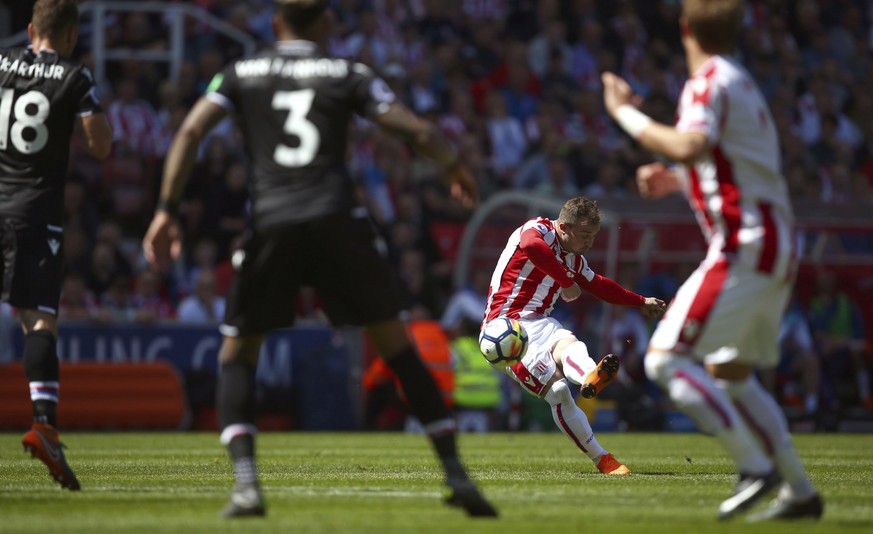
{"left": 557, "top": 197, "right": 600, "bottom": 226}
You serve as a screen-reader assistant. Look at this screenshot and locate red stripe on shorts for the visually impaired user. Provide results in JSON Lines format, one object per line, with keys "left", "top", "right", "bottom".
{"left": 678, "top": 259, "right": 729, "bottom": 348}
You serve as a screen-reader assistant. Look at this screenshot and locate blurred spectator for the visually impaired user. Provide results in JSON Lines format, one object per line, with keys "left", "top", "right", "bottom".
{"left": 440, "top": 268, "right": 489, "bottom": 337}
{"left": 100, "top": 273, "right": 137, "bottom": 322}
{"left": 807, "top": 269, "right": 872, "bottom": 410}
{"left": 59, "top": 272, "right": 100, "bottom": 321}
{"left": 107, "top": 77, "right": 160, "bottom": 158}
{"left": 528, "top": 19, "right": 572, "bottom": 78}
{"left": 484, "top": 91, "right": 527, "bottom": 178}
{"left": 131, "top": 270, "right": 174, "bottom": 322}
{"left": 451, "top": 317, "right": 504, "bottom": 433}
{"left": 771, "top": 299, "right": 821, "bottom": 416}
{"left": 85, "top": 242, "right": 125, "bottom": 299}
{"left": 177, "top": 269, "right": 225, "bottom": 323}
{"left": 534, "top": 154, "right": 580, "bottom": 197}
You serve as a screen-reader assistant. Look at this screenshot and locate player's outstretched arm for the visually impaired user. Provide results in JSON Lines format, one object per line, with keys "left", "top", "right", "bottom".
{"left": 143, "top": 97, "right": 227, "bottom": 271}
{"left": 601, "top": 72, "right": 708, "bottom": 165}
{"left": 77, "top": 113, "right": 112, "bottom": 160}
{"left": 373, "top": 102, "right": 478, "bottom": 206}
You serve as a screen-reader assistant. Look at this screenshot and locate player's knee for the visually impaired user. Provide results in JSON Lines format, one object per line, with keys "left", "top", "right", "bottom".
{"left": 558, "top": 340, "right": 594, "bottom": 385}
{"left": 644, "top": 350, "right": 676, "bottom": 389}
{"left": 544, "top": 378, "right": 574, "bottom": 407}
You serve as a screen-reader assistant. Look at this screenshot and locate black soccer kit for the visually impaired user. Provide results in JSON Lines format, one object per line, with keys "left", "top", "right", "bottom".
{"left": 206, "top": 40, "right": 407, "bottom": 334}
{"left": 0, "top": 47, "right": 102, "bottom": 314}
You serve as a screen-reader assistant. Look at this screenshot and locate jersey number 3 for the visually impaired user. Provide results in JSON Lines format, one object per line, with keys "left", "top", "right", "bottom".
{"left": 0, "top": 89, "right": 50, "bottom": 154}
{"left": 272, "top": 89, "right": 319, "bottom": 168}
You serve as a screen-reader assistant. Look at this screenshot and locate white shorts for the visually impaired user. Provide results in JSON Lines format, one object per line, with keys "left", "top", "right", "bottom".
{"left": 504, "top": 316, "right": 575, "bottom": 398}
{"left": 649, "top": 258, "right": 792, "bottom": 368}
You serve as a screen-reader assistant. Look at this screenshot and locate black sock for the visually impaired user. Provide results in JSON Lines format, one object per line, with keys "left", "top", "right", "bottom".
{"left": 384, "top": 347, "right": 460, "bottom": 464}
{"left": 23, "top": 330, "right": 59, "bottom": 426}
{"left": 218, "top": 361, "right": 257, "bottom": 430}
{"left": 32, "top": 400, "right": 57, "bottom": 426}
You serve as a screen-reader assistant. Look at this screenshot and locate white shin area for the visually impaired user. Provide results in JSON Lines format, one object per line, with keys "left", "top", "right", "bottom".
{"left": 717, "top": 375, "right": 817, "bottom": 499}
{"left": 644, "top": 352, "right": 772, "bottom": 475}
{"left": 544, "top": 378, "right": 605, "bottom": 461}
{"left": 560, "top": 341, "right": 596, "bottom": 386}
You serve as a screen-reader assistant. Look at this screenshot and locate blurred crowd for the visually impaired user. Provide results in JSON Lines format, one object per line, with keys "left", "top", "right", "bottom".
{"left": 1, "top": 0, "right": 872, "bottom": 418}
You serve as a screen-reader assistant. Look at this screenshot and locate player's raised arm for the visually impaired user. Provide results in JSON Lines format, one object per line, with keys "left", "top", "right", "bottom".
{"left": 372, "top": 101, "right": 478, "bottom": 207}
{"left": 601, "top": 72, "right": 708, "bottom": 165}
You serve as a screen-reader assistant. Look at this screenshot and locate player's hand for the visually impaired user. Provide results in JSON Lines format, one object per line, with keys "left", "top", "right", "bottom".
{"left": 601, "top": 71, "right": 642, "bottom": 117}
{"left": 641, "top": 297, "right": 667, "bottom": 319}
{"left": 636, "top": 162, "right": 681, "bottom": 199}
{"left": 561, "top": 283, "right": 582, "bottom": 303}
{"left": 447, "top": 162, "right": 478, "bottom": 209}
{"left": 142, "top": 210, "right": 182, "bottom": 272}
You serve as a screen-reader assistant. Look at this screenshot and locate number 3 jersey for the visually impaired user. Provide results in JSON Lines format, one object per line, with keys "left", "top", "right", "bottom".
{"left": 205, "top": 40, "right": 397, "bottom": 230}
{"left": 0, "top": 47, "right": 101, "bottom": 222}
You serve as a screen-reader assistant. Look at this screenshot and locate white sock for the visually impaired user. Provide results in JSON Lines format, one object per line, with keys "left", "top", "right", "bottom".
{"left": 718, "top": 376, "right": 816, "bottom": 499}
{"left": 544, "top": 379, "right": 606, "bottom": 461}
{"left": 645, "top": 353, "right": 772, "bottom": 475}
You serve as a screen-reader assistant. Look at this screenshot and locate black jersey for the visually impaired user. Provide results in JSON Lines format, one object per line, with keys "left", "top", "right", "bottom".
{"left": 206, "top": 40, "right": 396, "bottom": 230}
{"left": 0, "top": 47, "right": 102, "bottom": 223}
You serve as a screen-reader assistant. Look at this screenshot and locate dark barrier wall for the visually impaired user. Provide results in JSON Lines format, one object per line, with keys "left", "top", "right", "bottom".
{"left": 9, "top": 322, "right": 361, "bottom": 430}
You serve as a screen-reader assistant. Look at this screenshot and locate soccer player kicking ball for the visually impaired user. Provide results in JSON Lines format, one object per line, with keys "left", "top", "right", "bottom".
{"left": 0, "top": 0, "right": 112, "bottom": 490}
{"left": 602, "top": 0, "right": 823, "bottom": 522}
{"left": 484, "top": 196, "right": 665, "bottom": 475}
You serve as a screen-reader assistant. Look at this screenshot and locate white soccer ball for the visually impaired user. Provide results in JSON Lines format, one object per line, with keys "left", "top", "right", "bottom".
{"left": 478, "top": 317, "right": 528, "bottom": 368}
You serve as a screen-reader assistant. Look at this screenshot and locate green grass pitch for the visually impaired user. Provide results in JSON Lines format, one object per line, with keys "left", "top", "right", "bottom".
{"left": 1, "top": 432, "right": 871, "bottom": 533}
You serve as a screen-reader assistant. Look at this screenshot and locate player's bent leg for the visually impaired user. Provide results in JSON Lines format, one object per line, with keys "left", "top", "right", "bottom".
{"left": 717, "top": 375, "right": 821, "bottom": 519}
{"left": 543, "top": 378, "right": 629, "bottom": 475}
{"left": 555, "top": 340, "right": 619, "bottom": 399}
{"left": 644, "top": 351, "right": 779, "bottom": 519}
{"left": 218, "top": 335, "right": 266, "bottom": 518}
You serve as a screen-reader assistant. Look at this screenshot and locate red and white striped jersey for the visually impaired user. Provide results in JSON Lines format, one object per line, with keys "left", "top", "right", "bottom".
{"left": 484, "top": 217, "right": 595, "bottom": 323}
{"left": 676, "top": 55, "right": 795, "bottom": 278}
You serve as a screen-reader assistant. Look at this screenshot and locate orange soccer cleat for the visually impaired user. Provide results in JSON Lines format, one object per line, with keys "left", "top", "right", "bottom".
{"left": 580, "top": 354, "right": 620, "bottom": 399}
{"left": 22, "top": 423, "right": 81, "bottom": 490}
{"left": 596, "top": 453, "right": 631, "bottom": 476}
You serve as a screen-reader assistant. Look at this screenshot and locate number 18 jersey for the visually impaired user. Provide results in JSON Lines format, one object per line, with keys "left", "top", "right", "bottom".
{"left": 0, "top": 47, "right": 101, "bottom": 223}
{"left": 205, "top": 40, "right": 396, "bottom": 230}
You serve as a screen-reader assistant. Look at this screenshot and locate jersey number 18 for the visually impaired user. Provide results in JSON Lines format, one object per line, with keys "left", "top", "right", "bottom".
{"left": 0, "top": 89, "right": 50, "bottom": 154}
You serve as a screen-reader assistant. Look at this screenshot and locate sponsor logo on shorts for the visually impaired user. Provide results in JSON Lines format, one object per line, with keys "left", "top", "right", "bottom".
{"left": 47, "top": 238, "right": 60, "bottom": 255}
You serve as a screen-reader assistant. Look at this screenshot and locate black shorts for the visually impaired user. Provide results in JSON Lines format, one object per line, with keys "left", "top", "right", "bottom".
{"left": 222, "top": 211, "right": 406, "bottom": 335}
{"left": 0, "top": 217, "right": 64, "bottom": 315}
